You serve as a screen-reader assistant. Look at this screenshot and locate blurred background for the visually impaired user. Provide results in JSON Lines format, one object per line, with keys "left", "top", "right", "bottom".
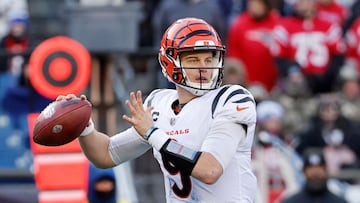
{"left": 0, "top": 0, "right": 360, "bottom": 202}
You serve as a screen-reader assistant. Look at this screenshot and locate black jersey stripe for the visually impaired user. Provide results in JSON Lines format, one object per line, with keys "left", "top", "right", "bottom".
{"left": 211, "top": 86, "right": 255, "bottom": 118}
{"left": 223, "top": 89, "right": 251, "bottom": 106}
{"left": 231, "top": 97, "right": 254, "bottom": 104}
{"left": 211, "top": 85, "right": 231, "bottom": 118}
{"left": 223, "top": 89, "right": 252, "bottom": 134}
{"left": 211, "top": 86, "right": 251, "bottom": 134}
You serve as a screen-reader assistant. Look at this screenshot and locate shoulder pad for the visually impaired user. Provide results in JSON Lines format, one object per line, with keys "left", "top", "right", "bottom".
{"left": 144, "top": 89, "right": 164, "bottom": 108}
{"left": 211, "top": 85, "right": 256, "bottom": 124}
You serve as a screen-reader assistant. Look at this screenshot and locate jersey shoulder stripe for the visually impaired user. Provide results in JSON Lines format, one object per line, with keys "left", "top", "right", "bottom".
{"left": 145, "top": 89, "right": 167, "bottom": 108}
{"left": 211, "top": 85, "right": 255, "bottom": 118}
{"left": 224, "top": 89, "right": 254, "bottom": 105}
{"left": 211, "top": 86, "right": 230, "bottom": 118}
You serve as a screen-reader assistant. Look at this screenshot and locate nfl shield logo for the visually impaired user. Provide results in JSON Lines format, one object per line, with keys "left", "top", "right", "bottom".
{"left": 170, "top": 118, "right": 176, "bottom": 126}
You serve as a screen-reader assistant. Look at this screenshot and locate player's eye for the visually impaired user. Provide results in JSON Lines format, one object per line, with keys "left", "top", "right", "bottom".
{"left": 185, "top": 58, "right": 199, "bottom": 64}
{"left": 205, "top": 58, "right": 214, "bottom": 66}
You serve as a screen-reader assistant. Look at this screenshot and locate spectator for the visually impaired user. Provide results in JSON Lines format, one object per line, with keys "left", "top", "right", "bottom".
{"left": 272, "top": 0, "right": 346, "bottom": 94}
{"left": 221, "top": 57, "right": 246, "bottom": 86}
{"left": 335, "top": 61, "right": 360, "bottom": 121}
{"left": 2, "top": 59, "right": 52, "bottom": 129}
{"left": 271, "top": 67, "right": 318, "bottom": 137}
{"left": 253, "top": 100, "right": 303, "bottom": 203}
{"left": 256, "top": 100, "right": 286, "bottom": 141}
{"left": 0, "top": 0, "right": 28, "bottom": 39}
{"left": 226, "top": 0, "right": 281, "bottom": 92}
{"left": 227, "top": 0, "right": 293, "bottom": 24}
{"left": 88, "top": 163, "right": 117, "bottom": 203}
{"left": 344, "top": 17, "right": 360, "bottom": 74}
{"left": 282, "top": 148, "right": 348, "bottom": 203}
{"left": 248, "top": 83, "right": 270, "bottom": 104}
{"left": 0, "top": 15, "right": 30, "bottom": 75}
{"left": 295, "top": 93, "right": 359, "bottom": 176}
{"left": 316, "top": 0, "right": 349, "bottom": 26}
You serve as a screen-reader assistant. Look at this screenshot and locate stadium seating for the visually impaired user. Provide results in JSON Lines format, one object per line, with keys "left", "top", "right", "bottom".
{"left": 0, "top": 113, "right": 32, "bottom": 170}
{"left": 0, "top": 73, "right": 15, "bottom": 113}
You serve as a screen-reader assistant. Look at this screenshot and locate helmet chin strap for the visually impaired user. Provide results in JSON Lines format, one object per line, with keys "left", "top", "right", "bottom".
{"left": 177, "top": 69, "right": 220, "bottom": 96}
{"left": 165, "top": 69, "right": 220, "bottom": 96}
{"left": 185, "top": 69, "right": 219, "bottom": 90}
{"left": 177, "top": 83, "right": 210, "bottom": 96}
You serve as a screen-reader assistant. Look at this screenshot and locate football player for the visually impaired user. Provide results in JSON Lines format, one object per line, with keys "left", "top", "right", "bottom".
{"left": 58, "top": 17, "right": 257, "bottom": 202}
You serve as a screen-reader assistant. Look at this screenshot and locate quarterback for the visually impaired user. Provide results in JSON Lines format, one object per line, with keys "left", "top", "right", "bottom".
{"left": 58, "top": 17, "right": 257, "bottom": 202}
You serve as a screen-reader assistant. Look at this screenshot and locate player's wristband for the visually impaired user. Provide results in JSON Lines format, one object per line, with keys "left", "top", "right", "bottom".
{"left": 80, "top": 119, "right": 94, "bottom": 137}
{"left": 143, "top": 126, "right": 158, "bottom": 140}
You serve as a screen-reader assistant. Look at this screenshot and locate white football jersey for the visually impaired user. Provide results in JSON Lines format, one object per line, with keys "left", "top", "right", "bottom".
{"left": 144, "top": 85, "right": 257, "bottom": 203}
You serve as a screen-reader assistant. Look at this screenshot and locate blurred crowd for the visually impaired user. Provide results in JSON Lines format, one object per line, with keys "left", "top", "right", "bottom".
{"left": 218, "top": 0, "right": 360, "bottom": 202}
{"left": 1, "top": 0, "right": 360, "bottom": 203}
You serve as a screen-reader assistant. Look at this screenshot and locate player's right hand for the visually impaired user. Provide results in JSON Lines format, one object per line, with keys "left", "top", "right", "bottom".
{"left": 56, "top": 94, "right": 93, "bottom": 134}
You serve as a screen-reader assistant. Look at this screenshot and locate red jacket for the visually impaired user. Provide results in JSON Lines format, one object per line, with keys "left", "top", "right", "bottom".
{"left": 227, "top": 11, "right": 280, "bottom": 92}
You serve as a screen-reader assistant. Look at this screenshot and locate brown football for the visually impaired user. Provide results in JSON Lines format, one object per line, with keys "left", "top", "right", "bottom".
{"left": 33, "top": 98, "right": 92, "bottom": 146}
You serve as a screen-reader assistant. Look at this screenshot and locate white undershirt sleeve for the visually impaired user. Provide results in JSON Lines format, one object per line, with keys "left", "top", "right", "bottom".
{"left": 201, "top": 117, "right": 246, "bottom": 170}
{"left": 109, "top": 127, "right": 152, "bottom": 165}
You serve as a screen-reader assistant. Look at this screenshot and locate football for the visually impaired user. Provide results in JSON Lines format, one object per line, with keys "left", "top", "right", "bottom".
{"left": 33, "top": 98, "right": 92, "bottom": 146}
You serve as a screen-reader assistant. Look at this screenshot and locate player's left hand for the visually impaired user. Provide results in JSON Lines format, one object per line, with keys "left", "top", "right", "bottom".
{"left": 122, "top": 90, "right": 154, "bottom": 136}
